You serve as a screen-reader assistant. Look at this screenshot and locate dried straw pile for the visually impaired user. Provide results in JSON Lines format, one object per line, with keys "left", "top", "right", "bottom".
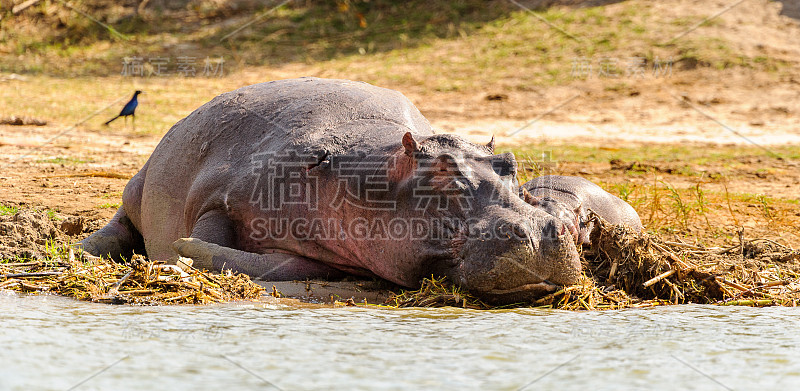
{"left": 386, "top": 277, "right": 490, "bottom": 309}
{"left": 3, "top": 218, "right": 797, "bottom": 310}
{"left": 388, "top": 214, "right": 800, "bottom": 310}
{"left": 0, "top": 247, "right": 264, "bottom": 305}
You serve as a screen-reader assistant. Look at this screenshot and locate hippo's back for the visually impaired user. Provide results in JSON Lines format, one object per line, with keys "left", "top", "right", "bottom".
{"left": 160, "top": 78, "right": 432, "bottom": 155}
{"left": 524, "top": 175, "right": 642, "bottom": 230}
{"left": 132, "top": 78, "right": 435, "bottom": 261}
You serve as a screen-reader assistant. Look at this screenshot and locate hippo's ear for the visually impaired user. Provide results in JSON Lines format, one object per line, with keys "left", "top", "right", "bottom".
{"left": 520, "top": 187, "right": 541, "bottom": 206}
{"left": 402, "top": 132, "right": 420, "bottom": 157}
{"left": 485, "top": 135, "right": 495, "bottom": 154}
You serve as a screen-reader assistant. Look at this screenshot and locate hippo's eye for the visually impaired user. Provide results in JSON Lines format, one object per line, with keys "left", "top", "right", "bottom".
{"left": 423, "top": 156, "right": 480, "bottom": 197}
{"left": 489, "top": 152, "right": 517, "bottom": 178}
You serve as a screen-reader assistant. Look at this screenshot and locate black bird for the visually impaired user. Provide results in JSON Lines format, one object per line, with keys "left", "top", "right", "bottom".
{"left": 105, "top": 90, "right": 142, "bottom": 128}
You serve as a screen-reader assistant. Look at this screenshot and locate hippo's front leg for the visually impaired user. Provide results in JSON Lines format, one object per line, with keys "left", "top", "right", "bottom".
{"left": 171, "top": 210, "right": 344, "bottom": 280}
{"left": 171, "top": 238, "right": 345, "bottom": 280}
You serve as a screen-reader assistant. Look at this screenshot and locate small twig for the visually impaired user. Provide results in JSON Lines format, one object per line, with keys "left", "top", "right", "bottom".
{"left": 77, "top": 251, "right": 102, "bottom": 262}
{"left": 599, "top": 291, "right": 621, "bottom": 304}
{"left": 1, "top": 271, "right": 63, "bottom": 278}
{"left": 717, "top": 243, "right": 743, "bottom": 254}
{"left": 54, "top": 0, "right": 128, "bottom": 40}
{"left": 668, "top": 280, "right": 684, "bottom": 303}
{"left": 606, "top": 260, "right": 618, "bottom": 282}
{"left": 643, "top": 269, "right": 676, "bottom": 288}
{"left": 717, "top": 277, "right": 748, "bottom": 292}
{"left": 727, "top": 280, "right": 792, "bottom": 300}
{"left": 738, "top": 228, "right": 745, "bottom": 262}
{"left": 761, "top": 280, "right": 792, "bottom": 288}
{"left": 717, "top": 237, "right": 795, "bottom": 255}
{"left": 12, "top": 0, "right": 42, "bottom": 14}
{"left": 749, "top": 238, "right": 794, "bottom": 250}
{"left": 177, "top": 257, "right": 222, "bottom": 286}
{"left": 722, "top": 299, "right": 774, "bottom": 307}
{"left": 203, "top": 286, "right": 224, "bottom": 302}
{"left": 108, "top": 270, "right": 134, "bottom": 295}
{"left": 164, "top": 292, "right": 197, "bottom": 302}
{"left": 0, "top": 279, "right": 21, "bottom": 289}
{"left": 663, "top": 241, "right": 722, "bottom": 253}
{"left": 0, "top": 262, "right": 41, "bottom": 267}
{"left": 663, "top": 241, "right": 702, "bottom": 249}
{"left": 653, "top": 242, "right": 691, "bottom": 269}
{"left": 20, "top": 281, "right": 48, "bottom": 291}
{"left": 116, "top": 289, "right": 155, "bottom": 295}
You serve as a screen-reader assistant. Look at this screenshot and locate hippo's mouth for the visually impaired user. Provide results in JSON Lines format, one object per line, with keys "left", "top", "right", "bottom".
{"left": 481, "top": 280, "right": 561, "bottom": 304}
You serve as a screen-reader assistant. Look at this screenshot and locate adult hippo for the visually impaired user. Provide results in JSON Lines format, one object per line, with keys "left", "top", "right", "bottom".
{"left": 78, "top": 78, "right": 581, "bottom": 304}
{"left": 520, "top": 175, "right": 643, "bottom": 245}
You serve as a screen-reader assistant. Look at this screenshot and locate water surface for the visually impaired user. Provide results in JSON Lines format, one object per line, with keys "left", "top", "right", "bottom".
{"left": 2, "top": 292, "right": 798, "bottom": 390}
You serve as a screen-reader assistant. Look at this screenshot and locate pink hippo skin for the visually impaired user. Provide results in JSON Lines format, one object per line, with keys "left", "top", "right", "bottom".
{"left": 78, "top": 78, "right": 581, "bottom": 304}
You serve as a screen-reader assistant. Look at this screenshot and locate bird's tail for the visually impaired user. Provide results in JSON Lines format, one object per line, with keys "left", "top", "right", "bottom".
{"left": 104, "top": 116, "right": 119, "bottom": 126}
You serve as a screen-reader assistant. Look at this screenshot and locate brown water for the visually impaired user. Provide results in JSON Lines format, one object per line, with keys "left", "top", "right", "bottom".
{"left": 2, "top": 291, "right": 799, "bottom": 390}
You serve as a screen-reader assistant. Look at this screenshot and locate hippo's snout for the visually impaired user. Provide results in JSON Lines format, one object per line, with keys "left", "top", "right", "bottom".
{"left": 538, "top": 225, "right": 582, "bottom": 286}
{"left": 452, "top": 215, "right": 582, "bottom": 304}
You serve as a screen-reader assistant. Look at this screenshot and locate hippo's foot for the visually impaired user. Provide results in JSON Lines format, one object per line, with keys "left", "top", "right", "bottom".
{"left": 171, "top": 238, "right": 219, "bottom": 270}
{"left": 75, "top": 207, "right": 145, "bottom": 261}
{"left": 171, "top": 238, "right": 346, "bottom": 281}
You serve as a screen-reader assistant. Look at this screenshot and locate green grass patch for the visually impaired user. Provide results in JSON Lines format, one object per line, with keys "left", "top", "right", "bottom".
{"left": 0, "top": 206, "right": 60, "bottom": 220}
{"left": 1, "top": 0, "right": 782, "bottom": 82}
{"left": 35, "top": 157, "right": 93, "bottom": 165}
{"left": 0, "top": 205, "right": 19, "bottom": 216}
{"left": 45, "top": 209, "right": 60, "bottom": 221}
{"left": 101, "top": 191, "right": 124, "bottom": 199}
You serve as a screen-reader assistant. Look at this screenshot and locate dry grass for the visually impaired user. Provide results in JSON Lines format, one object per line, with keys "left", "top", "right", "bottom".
{"left": 1, "top": 209, "right": 797, "bottom": 310}
{"left": 385, "top": 277, "right": 491, "bottom": 310}
{"left": 0, "top": 246, "right": 264, "bottom": 305}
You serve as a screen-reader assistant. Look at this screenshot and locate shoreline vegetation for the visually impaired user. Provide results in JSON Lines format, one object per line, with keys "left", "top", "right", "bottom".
{"left": 1, "top": 209, "right": 797, "bottom": 310}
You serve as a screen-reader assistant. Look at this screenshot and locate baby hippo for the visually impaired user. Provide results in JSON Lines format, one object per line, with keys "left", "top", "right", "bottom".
{"left": 520, "top": 175, "right": 643, "bottom": 245}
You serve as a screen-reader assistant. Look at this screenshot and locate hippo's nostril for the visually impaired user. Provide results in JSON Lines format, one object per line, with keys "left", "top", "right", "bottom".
{"left": 511, "top": 224, "right": 527, "bottom": 240}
